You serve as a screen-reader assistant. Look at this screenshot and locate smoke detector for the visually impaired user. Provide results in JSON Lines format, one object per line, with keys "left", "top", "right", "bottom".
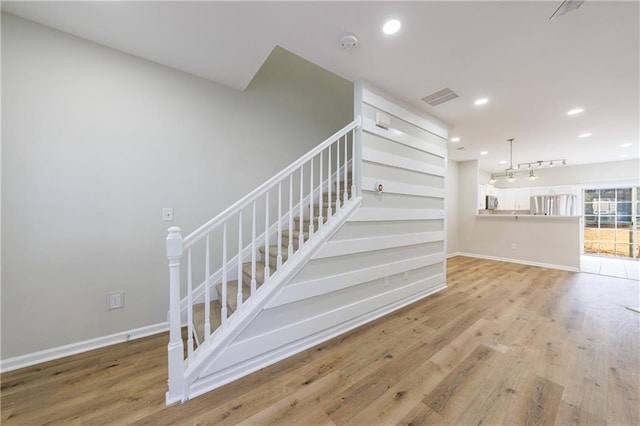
{"left": 339, "top": 33, "right": 358, "bottom": 49}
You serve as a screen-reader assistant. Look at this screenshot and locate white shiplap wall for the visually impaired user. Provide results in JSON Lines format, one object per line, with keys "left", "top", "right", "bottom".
{"left": 193, "top": 81, "right": 449, "bottom": 394}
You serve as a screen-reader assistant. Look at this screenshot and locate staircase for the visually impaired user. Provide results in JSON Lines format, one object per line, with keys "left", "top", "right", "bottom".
{"left": 165, "top": 118, "right": 361, "bottom": 404}
{"left": 190, "top": 180, "right": 352, "bottom": 347}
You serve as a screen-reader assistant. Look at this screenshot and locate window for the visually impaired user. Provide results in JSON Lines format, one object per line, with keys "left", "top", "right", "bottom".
{"left": 583, "top": 187, "right": 638, "bottom": 258}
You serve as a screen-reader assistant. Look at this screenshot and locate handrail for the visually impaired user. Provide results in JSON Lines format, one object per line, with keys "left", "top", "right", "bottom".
{"left": 183, "top": 117, "right": 360, "bottom": 247}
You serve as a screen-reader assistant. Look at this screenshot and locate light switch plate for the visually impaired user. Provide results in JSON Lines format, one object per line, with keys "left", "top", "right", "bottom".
{"left": 163, "top": 208, "right": 174, "bottom": 221}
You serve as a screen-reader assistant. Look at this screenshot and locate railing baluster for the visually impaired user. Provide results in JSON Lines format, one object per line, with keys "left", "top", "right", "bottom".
{"left": 344, "top": 134, "right": 349, "bottom": 203}
{"left": 251, "top": 201, "right": 257, "bottom": 296}
{"left": 299, "top": 166, "right": 304, "bottom": 249}
{"left": 327, "top": 145, "right": 333, "bottom": 219}
{"left": 221, "top": 222, "right": 228, "bottom": 329}
{"left": 237, "top": 211, "right": 243, "bottom": 310}
{"left": 351, "top": 129, "right": 356, "bottom": 197}
{"left": 264, "top": 192, "right": 270, "bottom": 280}
{"left": 288, "top": 175, "right": 293, "bottom": 260}
{"left": 204, "top": 235, "right": 210, "bottom": 345}
{"left": 187, "top": 247, "right": 194, "bottom": 359}
{"left": 309, "top": 158, "right": 315, "bottom": 237}
{"left": 336, "top": 137, "right": 341, "bottom": 213}
{"left": 318, "top": 151, "right": 323, "bottom": 230}
{"left": 277, "top": 182, "right": 283, "bottom": 269}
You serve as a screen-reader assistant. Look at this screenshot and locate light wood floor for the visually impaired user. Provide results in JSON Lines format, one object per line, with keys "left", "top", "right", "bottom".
{"left": 2, "top": 256, "right": 639, "bottom": 425}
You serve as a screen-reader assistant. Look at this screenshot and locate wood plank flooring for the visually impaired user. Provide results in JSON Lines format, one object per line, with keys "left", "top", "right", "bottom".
{"left": 2, "top": 256, "right": 639, "bottom": 425}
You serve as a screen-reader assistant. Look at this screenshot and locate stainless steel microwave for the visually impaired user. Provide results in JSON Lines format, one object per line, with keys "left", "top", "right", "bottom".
{"left": 486, "top": 195, "right": 499, "bottom": 210}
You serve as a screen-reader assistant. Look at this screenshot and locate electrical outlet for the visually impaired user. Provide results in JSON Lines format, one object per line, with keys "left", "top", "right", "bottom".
{"left": 163, "top": 208, "right": 174, "bottom": 222}
{"left": 107, "top": 292, "right": 124, "bottom": 310}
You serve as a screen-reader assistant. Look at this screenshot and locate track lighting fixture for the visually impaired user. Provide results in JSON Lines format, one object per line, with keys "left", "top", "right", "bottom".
{"left": 489, "top": 138, "right": 567, "bottom": 184}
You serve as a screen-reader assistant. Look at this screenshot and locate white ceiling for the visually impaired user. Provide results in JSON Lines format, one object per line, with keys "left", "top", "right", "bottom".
{"left": 3, "top": 1, "right": 639, "bottom": 174}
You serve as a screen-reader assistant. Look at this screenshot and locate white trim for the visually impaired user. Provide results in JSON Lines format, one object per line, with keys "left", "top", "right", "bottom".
{"left": 362, "top": 176, "right": 445, "bottom": 198}
{"left": 313, "top": 231, "right": 445, "bottom": 260}
{"left": 271, "top": 254, "right": 445, "bottom": 308}
{"left": 0, "top": 322, "right": 168, "bottom": 373}
{"left": 362, "top": 117, "right": 447, "bottom": 159}
{"left": 187, "top": 281, "right": 447, "bottom": 401}
{"left": 455, "top": 252, "right": 580, "bottom": 272}
{"left": 447, "top": 251, "right": 462, "bottom": 259}
{"left": 351, "top": 207, "right": 445, "bottom": 222}
{"left": 361, "top": 88, "right": 448, "bottom": 139}
{"left": 362, "top": 145, "right": 445, "bottom": 177}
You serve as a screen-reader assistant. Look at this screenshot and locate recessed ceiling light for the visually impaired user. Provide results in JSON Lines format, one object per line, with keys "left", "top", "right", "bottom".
{"left": 450, "top": 137, "right": 461, "bottom": 142}
{"left": 498, "top": 160, "right": 507, "bottom": 165}
{"left": 480, "top": 151, "right": 488, "bottom": 156}
{"left": 620, "top": 143, "right": 632, "bottom": 148}
{"left": 567, "top": 108, "right": 584, "bottom": 115}
{"left": 474, "top": 98, "right": 489, "bottom": 106}
{"left": 578, "top": 133, "right": 592, "bottom": 138}
{"left": 383, "top": 19, "right": 401, "bottom": 35}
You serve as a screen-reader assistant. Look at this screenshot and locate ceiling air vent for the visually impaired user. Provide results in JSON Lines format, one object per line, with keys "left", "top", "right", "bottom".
{"left": 421, "top": 88, "right": 459, "bottom": 107}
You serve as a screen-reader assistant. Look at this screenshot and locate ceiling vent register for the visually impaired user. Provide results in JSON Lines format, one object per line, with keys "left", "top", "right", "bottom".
{"left": 421, "top": 88, "right": 460, "bottom": 107}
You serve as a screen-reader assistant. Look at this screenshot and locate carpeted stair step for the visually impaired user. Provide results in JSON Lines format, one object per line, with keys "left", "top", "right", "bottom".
{"left": 242, "top": 260, "right": 267, "bottom": 286}
{"left": 295, "top": 215, "right": 328, "bottom": 232}
{"left": 322, "top": 189, "right": 352, "bottom": 203}
{"left": 282, "top": 229, "right": 309, "bottom": 249}
{"left": 259, "top": 241, "right": 303, "bottom": 270}
{"left": 313, "top": 201, "right": 349, "bottom": 218}
{"left": 192, "top": 299, "right": 224, "bottom": 345}
{"left": 215, "top": 279, "right": 251, "bottom": 313}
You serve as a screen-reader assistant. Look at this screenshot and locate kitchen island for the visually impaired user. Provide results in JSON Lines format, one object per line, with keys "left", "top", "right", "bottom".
{"left": 463, "top": 213, "right": 581, "bottom": 271}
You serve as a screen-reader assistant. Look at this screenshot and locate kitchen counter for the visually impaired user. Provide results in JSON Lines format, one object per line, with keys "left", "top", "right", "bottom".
{"left": 467, "top": 212, "right": 581, "bottom": 271}
{"left": 476, "top": 213, "right": 580, "bottom": 221}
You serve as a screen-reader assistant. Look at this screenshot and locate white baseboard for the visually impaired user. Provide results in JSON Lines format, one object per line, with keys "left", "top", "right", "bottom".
{"left": 0, "top": 322, "right": 168, "bottom": 373}
{"left": 454, "top": 252, "right": 580, "bottom": 272}
{"left": 446, "top": 251, "right": 461, "bottom": 259}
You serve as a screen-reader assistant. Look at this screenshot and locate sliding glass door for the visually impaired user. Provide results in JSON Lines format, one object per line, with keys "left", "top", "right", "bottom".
{"left": 583, "top": 186, "right": 639, "bottom": 259}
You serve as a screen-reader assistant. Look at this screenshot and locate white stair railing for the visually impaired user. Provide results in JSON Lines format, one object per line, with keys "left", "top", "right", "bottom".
{"left": 165, "top": 117, "right": 360, "bottom": 404}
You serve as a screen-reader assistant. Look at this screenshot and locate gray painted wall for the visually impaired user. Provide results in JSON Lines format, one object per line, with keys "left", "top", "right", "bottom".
{"left": 446, "top": 159, "right": 459, "bottom": 255}
{"left": 1, "top": 13, "right": 353, "bottom": 359}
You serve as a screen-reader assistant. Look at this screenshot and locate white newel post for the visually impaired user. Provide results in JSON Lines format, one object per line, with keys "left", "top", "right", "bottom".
{"left": 166, "top": 227, "right": 185, "bottom": 404}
